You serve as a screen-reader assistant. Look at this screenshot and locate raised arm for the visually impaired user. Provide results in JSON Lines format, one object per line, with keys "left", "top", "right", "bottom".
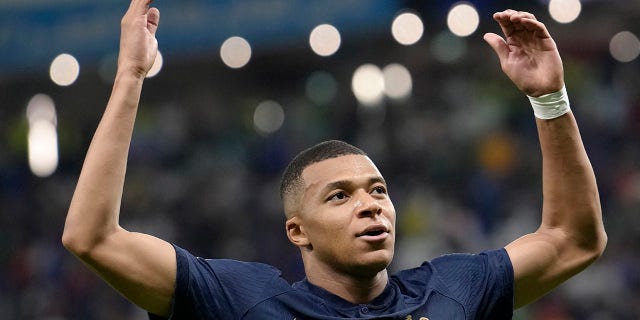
{"left": 62, "top": 0, "right": 175, "bottom": 316}
{"left": 484, "top": 10, "right": 607, "bottom": 308}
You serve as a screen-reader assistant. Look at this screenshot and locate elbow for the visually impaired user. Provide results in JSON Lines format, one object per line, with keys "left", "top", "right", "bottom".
{"left": 62, "top": 229, "right": 110, "bottom": 260}
{"left": 62, "top": 217, "right": 121, "bottom": 259}
{"left": 591, "top": 228, "right": 608, "bottom": 260}
{"left": 61, "top": 218, "right": 102, "bottom": 259}
{"left": 586, "top": 208, "right": 608, "bottom": 262}
{"left": 62, "top": 207, "right": 89, "bottom": 256}
{"left": 578, "top": 225, "right": 608, "bottom": 266}
{"left": 574, "top": 201, "right": 608, "bottom": 264}
{"left": 61, "top": 227, "right": 91, "bottom": 258}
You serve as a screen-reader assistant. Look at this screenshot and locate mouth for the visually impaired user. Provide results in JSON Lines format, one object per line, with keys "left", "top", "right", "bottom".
{"left": 356, "top": 225, "right": 390, "bottom": 240}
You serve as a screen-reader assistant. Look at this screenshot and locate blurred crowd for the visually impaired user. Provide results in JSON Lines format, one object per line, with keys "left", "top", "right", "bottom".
{"left": 1, "top": 2, "right": 640, "bottom": 320}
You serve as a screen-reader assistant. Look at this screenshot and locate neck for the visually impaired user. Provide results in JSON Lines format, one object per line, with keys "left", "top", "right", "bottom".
{"left": 304, "top": 262, "right": 389, "bottom": 304}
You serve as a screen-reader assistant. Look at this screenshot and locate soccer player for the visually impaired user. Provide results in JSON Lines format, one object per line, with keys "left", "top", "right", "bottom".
{"left": 62, "top": 0, "right": 607, "bottom": 318}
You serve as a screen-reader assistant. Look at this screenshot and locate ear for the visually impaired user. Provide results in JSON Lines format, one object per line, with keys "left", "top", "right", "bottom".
{"left": 285, "top": 216, "right": 311, "bottom": 249}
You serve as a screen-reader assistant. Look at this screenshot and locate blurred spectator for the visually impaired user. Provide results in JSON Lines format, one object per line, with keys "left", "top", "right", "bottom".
{"left": 1, "top": 1, "right": 638, "bottom": 319}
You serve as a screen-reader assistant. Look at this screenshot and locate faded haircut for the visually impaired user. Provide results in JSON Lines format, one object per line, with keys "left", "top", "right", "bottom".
{"left": 280, "top": 140, "right": 367, "bottom": 215}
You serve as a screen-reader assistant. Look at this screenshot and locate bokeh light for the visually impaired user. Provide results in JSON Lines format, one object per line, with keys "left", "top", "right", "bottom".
{"left": 447, "top": 3, "right": 480, "bottom": 37}
{"left": 549, "top": 0, "right": 582, "bottom": 24}
{"left": 351, "top": 64, "right": 385, "bottom": 106}
{"left": 391, "top": 12, "right": 424, "bottom": 46}
{"left": 309, "top": 24, "right": 341, "bottom": 57}
{"left": 2, "top": 2, "right": 640, "bottom": 318}
{"left": 609, "top": 31, "right": 640, "bottom": 63}
{"left": 26, "top": 94, "right": 57, "bottom": 126}
{"left": 382, "top": 63, "right": 412, "bottom": 101}
{"left": 220, "top": 36, "right": 252, "bottom": 69}
{"left": 28, "top": 120, "right": 59, "bottom": 178}
{"left": 253, "top": 100, "right": 285, "bottom": 135}
{"left": 26, "top": 94, "right": 58, "bottom": 177}
{"left": 50, "top": 53, "right": 80, "bottom": 86}
{"left": 146, "top": 50, "right": 163, "bottom": 78}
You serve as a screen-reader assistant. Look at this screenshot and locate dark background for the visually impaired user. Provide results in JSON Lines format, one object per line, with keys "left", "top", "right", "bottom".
{"left": 1, "top": 0, "right": 639, "bottom": 319}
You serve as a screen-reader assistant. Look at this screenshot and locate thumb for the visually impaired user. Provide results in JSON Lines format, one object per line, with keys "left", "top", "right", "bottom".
{"left": 147, "top": 7, "right": 160, "bottom": 36}
{"left": 483, "top": 33, "right": 509, "bottom": 63}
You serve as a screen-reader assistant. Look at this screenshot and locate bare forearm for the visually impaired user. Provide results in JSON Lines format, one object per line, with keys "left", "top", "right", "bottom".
{"left": 63, "top": 72, "right": 144, "bottom": 253}
{"left": 536, "top": 112, "right": 606, "bottom": 250}
{"left": 506, "top": 111, "right": 607, "bottom": 307}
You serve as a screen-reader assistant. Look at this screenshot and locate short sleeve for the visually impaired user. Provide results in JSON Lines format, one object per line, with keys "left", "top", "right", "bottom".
{"left": 153, "top": 245, "right": 289, "bottom": 320}
{"left": 431, "top": 248, "right": 514, "bottom": 319}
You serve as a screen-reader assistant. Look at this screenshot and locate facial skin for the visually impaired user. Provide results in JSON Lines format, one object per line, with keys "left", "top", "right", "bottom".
{"left": 286, "top": 155, "right": 396, "bottom": 280}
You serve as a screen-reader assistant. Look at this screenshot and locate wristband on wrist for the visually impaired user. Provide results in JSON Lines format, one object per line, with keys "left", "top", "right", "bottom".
{"left": 527, "top": 85, "right": 571, "bottom": 120}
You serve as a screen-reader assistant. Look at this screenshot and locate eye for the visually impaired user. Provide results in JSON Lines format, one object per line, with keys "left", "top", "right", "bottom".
{"left": 328, "top": 191, "right": 347, "bottom": 202}
{"left": 372, "top": 186, "right": 387, "bottom": 195}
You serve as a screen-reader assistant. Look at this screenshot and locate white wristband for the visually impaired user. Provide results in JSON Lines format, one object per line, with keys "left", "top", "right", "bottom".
{"left": 527, "top": 85, "right": 571, "bottom": 120}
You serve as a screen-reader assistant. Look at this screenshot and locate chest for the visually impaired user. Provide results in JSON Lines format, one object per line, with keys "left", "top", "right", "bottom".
{"left": 241, "top": 291, "right": 467, "bottom": 320}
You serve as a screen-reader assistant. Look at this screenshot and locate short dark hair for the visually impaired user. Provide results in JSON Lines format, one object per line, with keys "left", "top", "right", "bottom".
{"left": 280, "top": 140, "right": 367, "bottom": 201}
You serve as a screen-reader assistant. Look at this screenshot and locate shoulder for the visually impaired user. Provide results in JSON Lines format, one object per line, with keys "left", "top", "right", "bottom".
{"left": 175, "top": 245, "right": 281, "bottom": 277}
{"left": 428, "top": 249, "right": 513, "bottom": 295}
{"left": 431, "top": 248, "right": 512, "bottom": 277}
{"left": 171, "top": 245, "right": 292, "bottom": 318}
{"left": 393, "top": 249, "right": 513, "bottom": 319}
{"left": 174, "top": 245, "right": 287, "bottom": 294}
{"left": 393, "top": 249, "right": 512, "bottom": 284}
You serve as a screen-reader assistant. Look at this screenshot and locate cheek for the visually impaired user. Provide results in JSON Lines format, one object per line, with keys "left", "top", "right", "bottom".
{"left": 307, "top": 211, "right": 351, "bottom": 244}
{"left": 318, "top": 213, "right": 349, "bottom": 235}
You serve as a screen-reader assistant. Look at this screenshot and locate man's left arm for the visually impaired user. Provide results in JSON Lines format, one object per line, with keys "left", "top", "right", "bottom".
{"left": 484, "top": 9, "right": 607, "bottom": 308}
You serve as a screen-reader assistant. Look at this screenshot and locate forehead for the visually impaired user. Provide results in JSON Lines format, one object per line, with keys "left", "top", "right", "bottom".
{"left": 301, "top": 154, "right": 383, "bottom": 191}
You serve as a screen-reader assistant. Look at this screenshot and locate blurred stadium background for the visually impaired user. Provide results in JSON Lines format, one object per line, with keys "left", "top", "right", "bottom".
{"left": 1, "top": 0, "right": 639, "bottom": 319}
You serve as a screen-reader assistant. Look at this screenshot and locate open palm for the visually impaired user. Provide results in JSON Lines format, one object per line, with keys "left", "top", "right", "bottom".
{"left": 484, "top": 10, "right": 564, "bottom": 97}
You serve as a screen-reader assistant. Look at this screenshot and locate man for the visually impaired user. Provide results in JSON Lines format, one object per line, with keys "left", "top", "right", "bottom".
{"left": 62, "top": 0, "right": 607, "bottom": 319}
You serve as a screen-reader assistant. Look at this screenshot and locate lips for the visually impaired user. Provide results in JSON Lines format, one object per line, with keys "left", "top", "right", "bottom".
{"left": 356, "top": 224, "right": 390, "bottom": 238}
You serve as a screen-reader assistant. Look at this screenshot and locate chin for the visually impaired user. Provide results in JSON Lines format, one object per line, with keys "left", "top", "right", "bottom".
{"left": 351, "top": 250, "right": 394, "bottom": 276}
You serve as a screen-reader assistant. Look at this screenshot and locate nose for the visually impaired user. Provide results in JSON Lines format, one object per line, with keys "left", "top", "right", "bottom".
{"left": 354, "top": 191, "right": 383, "bottom": 218}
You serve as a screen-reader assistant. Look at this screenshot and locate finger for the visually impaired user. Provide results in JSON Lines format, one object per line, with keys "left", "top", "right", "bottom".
{"left": 510, "top": 11, "right": 537, "bottom": 22}
{"left": 492, "top": 10, "right": 517, "bottom": 36}
{"left": 128, "top": 0, "right": 154, "bottom": 15}
{"left": 147, "top": 7, "right": 160, "bottom": 36}
{"left": 508, "top": 11, "right": 537, "bottom": 33}
{"left": 483, "top": 33, "right": 510, "bottom": 63}
{"left": 518, "top": 18, "right": 552, "bottom": 39}
{"left": 493, "top": 9, "right": 518, "bottom": 20}
{"left": 493, "top": 9, "right": 519, "bottom": 24}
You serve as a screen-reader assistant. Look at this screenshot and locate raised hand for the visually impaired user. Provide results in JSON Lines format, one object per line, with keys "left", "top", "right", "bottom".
{"left": 483, "top": 10, "right": 564, "bottom": 97}
{"left": 118, "top": 0, "right": 160, "bottom": 78}
{"left": 63, "top": 1, "right": 176, "bottom": 315}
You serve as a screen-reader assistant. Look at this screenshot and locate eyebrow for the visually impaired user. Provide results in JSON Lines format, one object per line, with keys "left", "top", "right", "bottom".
{"left": 320, "top": 176, "right": 387, "bottom": 195}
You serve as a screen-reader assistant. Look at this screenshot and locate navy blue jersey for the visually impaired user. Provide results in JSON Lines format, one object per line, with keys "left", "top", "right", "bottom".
{"left": 150, "top": 245, "right": 513, "bottom": 319}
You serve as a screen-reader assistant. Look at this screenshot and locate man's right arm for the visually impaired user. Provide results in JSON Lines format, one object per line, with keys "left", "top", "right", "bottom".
{"left": 61, "top": 1, "right": 176, "bottom": 317}
{"left": 484, "top": 10, "right": 606, "bottom": 308}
